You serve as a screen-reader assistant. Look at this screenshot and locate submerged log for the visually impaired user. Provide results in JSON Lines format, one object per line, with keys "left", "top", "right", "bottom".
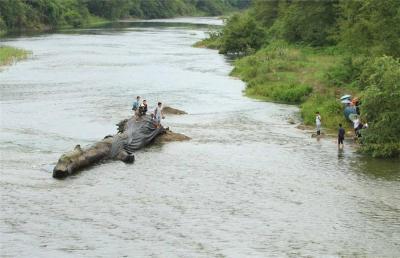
{"left": 53, "top": 113, "right": 189, "bottom": 179}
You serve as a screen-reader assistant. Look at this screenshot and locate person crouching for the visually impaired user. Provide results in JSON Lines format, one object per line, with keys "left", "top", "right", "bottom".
{"left": 138, "top": 99, "right": 148, "bottom": 118}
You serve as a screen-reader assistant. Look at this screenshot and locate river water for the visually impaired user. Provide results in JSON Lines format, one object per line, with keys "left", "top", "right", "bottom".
{"left": 0, "top": 18, "right": 399, "bottom": 257}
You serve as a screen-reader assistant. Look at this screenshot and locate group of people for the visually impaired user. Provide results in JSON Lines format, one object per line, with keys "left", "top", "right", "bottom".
{"left": 132, "top": 96, "right": 164, "bottom": 128}
{"left": 315, "top": 111, "right": 368, "bottom": 150}
{"left": 315, "top": 112, "right": 346, "bottom": 149}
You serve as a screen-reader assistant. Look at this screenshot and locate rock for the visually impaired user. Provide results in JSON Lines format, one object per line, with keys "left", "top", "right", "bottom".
{"left": 155, "top": 129, "right": 191, "bottom": 144}
{"left": 162, "top": 106, "right": 187, "bottom": 115}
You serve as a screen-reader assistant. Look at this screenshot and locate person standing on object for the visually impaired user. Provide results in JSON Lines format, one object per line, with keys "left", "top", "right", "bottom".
{"left": 338, "top": 123, "right": 345, "bottom": 149}
{"left": 316, "top": 112, "right": 322, "bottom": 136}
{"left": 132, "top": 96, "right": 140, "bottom": 116}
{"left": 153, "top": 102, "right": 165, "bottom": 128}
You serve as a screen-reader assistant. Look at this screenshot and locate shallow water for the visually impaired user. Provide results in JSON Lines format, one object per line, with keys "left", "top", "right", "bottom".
{"left": 1, "top": 18, "right": 399, "bottom": 257}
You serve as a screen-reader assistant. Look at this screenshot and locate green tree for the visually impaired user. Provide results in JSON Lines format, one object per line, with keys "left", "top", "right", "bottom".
{"left": 86, "top": 0, "right": 130, "bottom": 20}
{"left": 359, "top": 56, "right": 400, "bottom": 158}
{"left": 269, "top": 0, "right": 338, "bottom": 46}
{"left": 251, "top": 0, "right": 279, "bottom": 27}
{"left": 337, "top": 0, "right": 400, "bottom": 57}
{"left": 220, "top": 13, "right": 265, "bottom": 54}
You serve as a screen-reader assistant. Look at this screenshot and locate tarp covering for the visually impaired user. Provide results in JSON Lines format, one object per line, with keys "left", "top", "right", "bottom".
{"left": 111, "top": 115, "right": 164, "bottom": 157}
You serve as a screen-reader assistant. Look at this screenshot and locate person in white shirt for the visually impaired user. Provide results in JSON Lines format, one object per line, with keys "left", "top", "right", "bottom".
{"left": 315, "top": 112, "right": 321, "bottom": 135}
{"left": 153, "top": 102, "right": 165, "bottom": 128}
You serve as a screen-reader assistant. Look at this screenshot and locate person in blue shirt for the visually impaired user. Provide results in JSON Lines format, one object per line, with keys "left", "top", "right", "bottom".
{"left": 132, "top": 96, "right": 140, "bottom": 112}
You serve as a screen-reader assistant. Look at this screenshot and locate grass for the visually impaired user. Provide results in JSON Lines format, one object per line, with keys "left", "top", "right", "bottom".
{"left": 0, "top": 46, "right": 29, "bottom": 67}
{"left": 225, "top": 41, "right": 359, "bottom": 131}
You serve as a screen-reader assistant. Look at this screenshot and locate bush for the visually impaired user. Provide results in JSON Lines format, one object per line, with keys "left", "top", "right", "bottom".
{"left": 325, "top": 56, "right": 369, "bottom": 88}
{"left": 358, "top": 56, "right": 400, "bottom": 158}
{"left": 63, "top": 10, "right": 83, "bottom": 28}
{"left": 0, "top": 16, "right": 6, "bottom": 32}
{"left": 268, "top": 1, "right": 338, "bottom": 46}
{"left": 301, "top": 94, "right": 348, "bottom": 130}
{"left": 219, "top": 12, "right": 265, "bottom": 54}
{"left": 248, "top": 82, "right": 312, "bottom": 103}
{"left": 338, "top": 0, "right": 400, "bottom": 58}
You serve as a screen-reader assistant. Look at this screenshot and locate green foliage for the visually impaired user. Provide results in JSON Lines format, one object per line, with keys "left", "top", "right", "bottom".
{"left": 301, "top": 94, "right": 348, "bottom": 130}
{"left": 251, "top": 0, "right": 279, "bottom": 27}
{"left": 358, "top": 56, "right": 400, "bottom": 158}
{"left": 231, "top": 42, "right": 316, "bottom": 103}
{"left": 248, "top": 82, "right": 312, "bottom": 103}
{"left": 193, "top": 30, "right": 223, "bottom": 49}
{"left": 325, "top": 56, "right": 369, "bottom": 88}
{"left": 337, "top": 0, "right": 400, "bottom": 58}
{"left": 0, "top": 46, "right": 29, "bottom": 66}
{"left": 0, "top": 0, "right": 90, "bottom": 31}
{"left": 269, "top": 0, "right": 338, "bottom": 46}
{"left": 0, "top": 0, "right": 248, "bottom": 33}
{"left": 86, "top": 0, "right": 130, "bottom": 20}
{"left": 195, "top": 0, "right": 226, "bottom": 16}
{"left": 0, "top": 16, "right": 6, "bottom": 33}
{"left": 219, "top": 12, "right": 265, "bottom": 54}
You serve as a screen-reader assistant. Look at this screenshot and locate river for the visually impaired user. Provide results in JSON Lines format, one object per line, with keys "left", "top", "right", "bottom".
{"left": 0, "top": 17, "right": 399, "bottom": 257}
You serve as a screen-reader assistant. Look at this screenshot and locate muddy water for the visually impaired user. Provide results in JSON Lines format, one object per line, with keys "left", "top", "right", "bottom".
{"left": 0, "top": 18, "right": 399, "bottom": 257}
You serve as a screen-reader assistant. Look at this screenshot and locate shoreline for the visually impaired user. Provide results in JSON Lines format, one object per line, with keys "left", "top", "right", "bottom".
{"left": 195, "top": 41, "right": 357, "bottom": 134}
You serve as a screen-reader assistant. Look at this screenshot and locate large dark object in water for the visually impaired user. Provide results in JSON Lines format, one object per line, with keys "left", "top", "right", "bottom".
{"left": 53, "top": 115, "right": 189, "bottom": 179}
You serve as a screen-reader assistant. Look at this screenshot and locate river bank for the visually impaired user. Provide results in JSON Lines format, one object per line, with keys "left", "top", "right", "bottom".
{"left": 0, "top": 45, "right": 29, "bottom": 67}
{"left": 198, "top": 32, "right": 400, "bottom": 158}
{"left": 196, "top": 39, "right": 358, "bottom": 133}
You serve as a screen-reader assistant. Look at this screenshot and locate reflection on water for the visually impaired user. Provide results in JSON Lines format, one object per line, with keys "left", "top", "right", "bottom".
{"left": 1, "top": 17, "right": 399, "bottom": 257}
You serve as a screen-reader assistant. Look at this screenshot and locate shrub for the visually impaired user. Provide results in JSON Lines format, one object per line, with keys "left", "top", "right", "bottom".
{"left": 358, "top": 56, "right": 400, "bottom": 158}
{"left": 325, "top": 56, "right": 369, "bottom": 88}
{"left": 301, "top": 94, "right": 348, "bottom": 130}
{"left": 219, "top": 12, "right": 266, "bottom": 55}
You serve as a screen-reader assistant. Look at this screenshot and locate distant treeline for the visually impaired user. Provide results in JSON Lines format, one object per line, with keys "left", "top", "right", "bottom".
{"left": 0, "top": 0, "right": 250, "bottom": 33}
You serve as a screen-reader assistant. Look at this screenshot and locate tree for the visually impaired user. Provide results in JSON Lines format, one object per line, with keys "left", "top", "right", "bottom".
{"left": 251, "top": 0, "right": 279, "bottom": 27}
{"left": 269, "top": 0, "right": 339, "bottom": 46}
{"left": 338, "top": 0, "right": 400, "bottom": 57}
{"left": 359, "top": 56, "right": 400, "bottom": 158}
{"left": 219, "top": 13, "right": 265, "bottom": 54}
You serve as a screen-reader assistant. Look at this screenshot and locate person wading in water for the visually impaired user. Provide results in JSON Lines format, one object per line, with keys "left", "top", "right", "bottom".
{"left": 338, "top": 123, "right": 345, "bottom": 149}
{"left": 315, "top": 112, "right": 322, "bottom": 136}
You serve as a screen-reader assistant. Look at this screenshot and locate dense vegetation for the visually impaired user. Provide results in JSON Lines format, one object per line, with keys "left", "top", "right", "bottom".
{"left": 0, "top": 46, "right": 29, "bottom": 66}
{"left": 0, "top": 0, "right": 250, "bottom": 34}
{"left": 198, "top": 0, "right": 400, "bottom": 158}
